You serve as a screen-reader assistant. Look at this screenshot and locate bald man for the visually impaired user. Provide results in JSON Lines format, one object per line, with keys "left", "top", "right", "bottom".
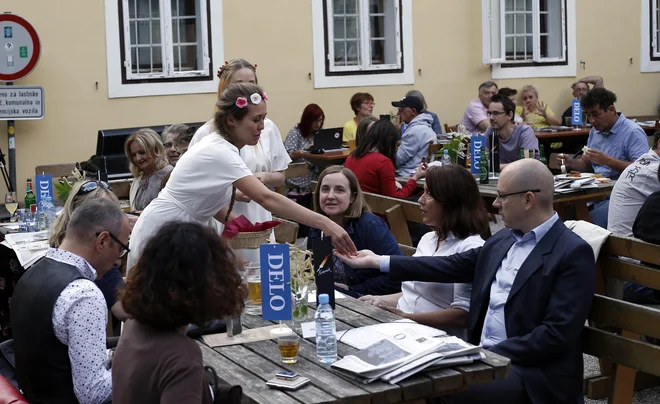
{"left": 336, "top": 160, "right": 596, "bottom": 404}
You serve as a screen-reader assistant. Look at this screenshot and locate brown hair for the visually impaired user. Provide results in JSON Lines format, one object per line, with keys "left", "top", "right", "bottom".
{"left": 350, "top": 92, "right": 374, "bottom": 115}
{"left": 124, "top": 128, "right": 169, "bottom": 177}
{"left": 120, "top": 221, "right": 246, "bottom": 329}
{"left": 313, "top": 165, "right": 370, "bottom": 219}
{"left": 213, "top": 83, "right": 266, "bottom": 145}
{"left": 354, "top": 116, "right": 378, "bottom": 147}
{"left": 216, "top": 59, "right": 257, "bottom": 102}
{"left": 424, "top": 165, "right": 491, "bottom": 241}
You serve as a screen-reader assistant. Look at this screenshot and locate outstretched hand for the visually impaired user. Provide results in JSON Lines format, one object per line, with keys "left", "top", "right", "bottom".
{"left": 334, "top": 249, "right": 381, "bottom": 269}
{"left": 324, "top": 221, "right": 357, "bottom": 256}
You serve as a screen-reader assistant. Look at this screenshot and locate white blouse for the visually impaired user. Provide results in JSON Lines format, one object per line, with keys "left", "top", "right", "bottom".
{"left": 191, "top": 118, "right": 291, "bottom": 235}
{"left": 397, "top": 232, "right": 484, "bottom": 340}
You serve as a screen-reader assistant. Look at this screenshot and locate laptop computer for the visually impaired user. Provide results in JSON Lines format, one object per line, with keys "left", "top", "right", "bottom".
{"left": 311, "top": 128, "right": 343, "bottom": 151}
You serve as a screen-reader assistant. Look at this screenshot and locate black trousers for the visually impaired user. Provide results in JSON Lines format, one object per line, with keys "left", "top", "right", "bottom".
{"left": 432, "top": 365, "right": 530, "bottom": 404}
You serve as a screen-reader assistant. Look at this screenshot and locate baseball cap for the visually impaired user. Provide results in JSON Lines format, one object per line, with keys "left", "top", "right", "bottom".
{"left": 391, "top": 96, "right": 424, "bottom": 112}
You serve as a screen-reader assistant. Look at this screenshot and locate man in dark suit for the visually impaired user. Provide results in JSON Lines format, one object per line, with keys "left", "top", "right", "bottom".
{"left": 337, "top": 159, "right": 595, "bottom": 404}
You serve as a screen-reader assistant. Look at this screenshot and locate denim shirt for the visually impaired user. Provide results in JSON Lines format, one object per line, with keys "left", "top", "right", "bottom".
{"left": 308, "top": 212, "right": 402, "bottom": 297}
{"left": 587, "top": 113, "right": 649, "bottom": 180}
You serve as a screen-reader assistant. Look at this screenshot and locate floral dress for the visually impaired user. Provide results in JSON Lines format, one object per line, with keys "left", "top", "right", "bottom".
{"left": 284, "top": 125, "right": 319, "bottom": 193}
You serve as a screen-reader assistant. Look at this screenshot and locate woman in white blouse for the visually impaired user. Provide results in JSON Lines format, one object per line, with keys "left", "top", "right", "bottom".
{"left": 190, "top": 59, "right": 291, "bottom": 239}
{"left": 127, "top": 84, "right": 355, "bottom": 271}
{"left": 359, "top": 165, "right": 491, "bottom": 339}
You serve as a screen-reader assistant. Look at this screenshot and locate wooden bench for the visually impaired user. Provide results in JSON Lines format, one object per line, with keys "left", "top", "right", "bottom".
{"left": 583, "top": 235, "right": 660, "bottom": 403}
{"left": 274, "top": 162, "right": 309, "bottom": 194}
{"left": 273, "top": 217, "right": 299, "bottom": 244}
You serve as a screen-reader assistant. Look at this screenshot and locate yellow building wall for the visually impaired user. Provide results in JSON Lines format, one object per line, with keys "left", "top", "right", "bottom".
{"left": 1, "top": 0, "right": 659, "bottom": 197}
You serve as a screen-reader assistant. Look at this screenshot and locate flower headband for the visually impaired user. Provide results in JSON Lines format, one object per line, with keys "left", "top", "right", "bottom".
{"left": 217, "top": 60, "right": 258, "bottom": 79}
{"left": 236, "top": 92, "right": 269, "bottom": 108}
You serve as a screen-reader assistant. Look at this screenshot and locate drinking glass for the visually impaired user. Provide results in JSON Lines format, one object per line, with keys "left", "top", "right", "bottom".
{"left": 5, "top": 192, "right": 18, "bottom": 222}
{"left": 277, "top": 332, "right": 300, "bottom": 364}
{"left": 244, "top": 262, "right": 262, "bottom": 315}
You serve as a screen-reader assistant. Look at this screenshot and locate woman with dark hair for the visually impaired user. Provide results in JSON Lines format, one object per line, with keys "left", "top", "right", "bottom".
{"left": 358, "top": 165, "right": 491, "bottom": 339}
{"left": 284, "top": 103, "right": 325, "bottom": 193}
{"left": 354, "top": 115, "right": 378, "bottom": 147}
{"left": 127, "top": 84, "right": 355, "bottom": 271}
{"left": 307, "top": 166, "right": 402, "bottom": 297}
{"left": 345, "top": 119, "right": 426, "bottom": 199}
{"left": 113, "top": 222, "right": 245, "bottom": 403}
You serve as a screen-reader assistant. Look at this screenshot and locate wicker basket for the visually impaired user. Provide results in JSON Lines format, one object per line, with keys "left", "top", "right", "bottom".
{"left": 228, "top": 229, "right": 271, "bottom": 249}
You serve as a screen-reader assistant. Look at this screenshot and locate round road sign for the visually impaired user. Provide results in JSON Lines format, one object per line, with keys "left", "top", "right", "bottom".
{"left": 0, "top": 14, "right": 41, "bottom": 82}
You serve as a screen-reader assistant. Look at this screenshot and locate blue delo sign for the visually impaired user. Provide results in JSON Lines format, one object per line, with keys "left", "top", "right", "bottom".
{"left": 35, "top": 174, "right": 53, "bottom": 206}
{"left": 260, "top": 244, "right": 292, "bottom": 321}
{"left": 571, "top": 99, "right": 583, "bottom": 126}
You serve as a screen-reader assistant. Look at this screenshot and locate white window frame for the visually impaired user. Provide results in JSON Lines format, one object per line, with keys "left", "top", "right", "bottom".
{"left": 312, "top": 0, "right": 414, "bottom": 89}
{"left": 641, "top": 0, "right": 660, "bottom": 72}
{"left": 482, "top": 0, "right": 576, "bottom": 79}
{"left": 104, "top": 0, "right": 224, "bottom": 98}
{"left": 326, "top": 0, "right": 402, "bottom": 73}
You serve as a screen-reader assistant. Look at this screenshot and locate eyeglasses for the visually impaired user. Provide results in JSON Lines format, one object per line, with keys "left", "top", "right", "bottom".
{"left": 78, "top": 181, "right": 110, "bottom": 196}
{"left": 486, "top": 111, "right": 507, "bottom": 117}
{"left": 362, "top": 101, "right": 375, "bottom": 106}
{"left": 495, "top": 189, "right": 541, "bottom": 200}
{"left": 96, "top": 231, "right": 130, "bottom": 258}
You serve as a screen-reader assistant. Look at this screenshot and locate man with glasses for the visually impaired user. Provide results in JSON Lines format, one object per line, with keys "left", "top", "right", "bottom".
{"left": 485, "top": 94, "right": 538, "bottom": 168}
{"left": 12, "top": 199, "right": 130, "bottom": 404}
{"left": 556, "top": 88, "right": 649, "bottom": 228}
{"left": 335, "top": 159, "right": 595, "bottom": 404}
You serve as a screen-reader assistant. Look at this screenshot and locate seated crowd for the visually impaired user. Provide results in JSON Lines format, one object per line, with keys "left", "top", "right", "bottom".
{"left": 6, "top": 57, "right": 660, "bottom": 404}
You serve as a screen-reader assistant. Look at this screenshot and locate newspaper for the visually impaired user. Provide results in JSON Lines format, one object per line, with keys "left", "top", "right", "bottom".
{"left": 2, "top": 231, "right": 49, "bottom": 268}
{"left": 331, "top": 326, "right": 481, "bottom": 384}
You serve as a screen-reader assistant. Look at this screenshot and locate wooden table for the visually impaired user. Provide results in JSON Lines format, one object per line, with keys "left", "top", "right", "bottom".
{"left": 200, "top": 297, "right": 510, "bottom": 404}
{"left": 534, "top": 124, "right": 655, "bottom": 157}
{"left": 397, "top": 176, "right": 615, "bottom": 222}
{"left": 292, "top": 149, "right": 351, "bottom": 170}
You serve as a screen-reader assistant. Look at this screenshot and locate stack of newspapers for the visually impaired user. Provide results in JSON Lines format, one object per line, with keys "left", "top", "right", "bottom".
{"left": 1, "top": 230, "right": 49, "bottom": 268}
{"left": 331, "top": 321, "right": 482, "bottom": 384}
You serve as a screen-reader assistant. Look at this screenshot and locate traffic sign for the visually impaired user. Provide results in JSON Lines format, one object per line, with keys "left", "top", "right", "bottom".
{"left": 0, "top": 85, "right": 44, "bottom": 120}
{"left": 0, "top": 14, "right": 41, "bottom": 82}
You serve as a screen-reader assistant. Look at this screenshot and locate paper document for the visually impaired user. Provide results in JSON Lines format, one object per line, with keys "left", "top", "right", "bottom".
{"left": 3, "top": 231, "right": 49, "bottom": 268}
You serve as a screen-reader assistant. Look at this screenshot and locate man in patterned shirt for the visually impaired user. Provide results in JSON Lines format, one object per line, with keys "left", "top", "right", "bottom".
{"left": 12, "top": 199, "right": 131, "bottom": 404}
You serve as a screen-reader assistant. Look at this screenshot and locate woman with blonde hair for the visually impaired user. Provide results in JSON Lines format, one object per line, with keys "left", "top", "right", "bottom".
{"left": 517, "top": 84, "right": 562, "bottom": 129}
{"left": 307, "top": 165, "right": 401, "bottom": 297}
{"left": 190, "top": 59, "right": 291, "bottom": 240}
{"left": 49, "top": 180, "right": 129, "bottom": 329}
{"left": 127, "top": 83, "right": 355, "bottom": 271}
{"left": 124, "top": 128, "right": 173, "bottom": 212}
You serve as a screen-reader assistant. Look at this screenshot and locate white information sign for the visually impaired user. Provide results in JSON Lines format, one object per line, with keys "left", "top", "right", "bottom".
{"left": 0, "top": 85, "right": 44, "bottom": 120}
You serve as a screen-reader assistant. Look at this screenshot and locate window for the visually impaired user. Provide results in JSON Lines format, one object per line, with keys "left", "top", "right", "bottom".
{"left": 312, "top": 0, "right": 414, "bottom": 88}
{"left": 651, "top": 0, "right": 660, "bottom": 60}
{"left": 121, "top": 0, "right": 211, "bottom": 82}
{"left": 483, "top": 0, "right": 566, "bottom": 66}
{"left": 325, "top": 0, "right": 402, "bottom": 74}
{"left": 104, "top": 0, "right": 223, "bottom": 98}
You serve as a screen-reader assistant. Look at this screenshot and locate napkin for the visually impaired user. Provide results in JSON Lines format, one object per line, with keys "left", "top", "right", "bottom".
{"left": 221, "top": 215, "right": 281, "bottom": 239}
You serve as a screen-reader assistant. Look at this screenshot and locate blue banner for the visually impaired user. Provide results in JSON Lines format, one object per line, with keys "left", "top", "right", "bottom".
{"left": 35, "top": 174, "right": 53, "bottom": 206}
{"left": 260, "top": 244, "right": 292, "bottom": 321}
{"left": 470, "top": 135, "right": 486, "bottom": 175}
{"left": 571, "top": 99, "right": 583, "bottom": 126}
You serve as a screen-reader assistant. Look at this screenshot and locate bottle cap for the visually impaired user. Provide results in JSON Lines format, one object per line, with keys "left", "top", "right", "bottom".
{"left": 318, "top": 294, "right": 329, "bottom": 304}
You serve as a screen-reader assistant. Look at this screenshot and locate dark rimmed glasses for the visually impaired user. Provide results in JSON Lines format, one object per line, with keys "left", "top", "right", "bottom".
{"left": 78, "top": 181, "right": 110, "bottom": 196}
{"left": 96, "top": 231, "right": 130, "bottom": 258}
{"left": 496, "top": 189, "right": 541, "bottom": 200}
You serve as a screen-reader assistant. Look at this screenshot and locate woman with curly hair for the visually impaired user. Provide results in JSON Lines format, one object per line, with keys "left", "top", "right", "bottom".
{"left": 113, "top": 221, "right": 245, "bottom": 403}
{"left": 124, "top": 128, "right": 173, "bottom": 212}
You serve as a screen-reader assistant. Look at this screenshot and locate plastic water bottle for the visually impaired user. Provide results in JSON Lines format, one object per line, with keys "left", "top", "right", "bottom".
{"left": 315, "top": 294, "right": 337, "bottom": 364}
{"left": 440, "top": 149, "right": 451, "bottom": 166}
{"left": 36, "top": 200, "right": 47, "bottom": 231}
{"left": 42, "top": 197, "right": 56, "bottom": 230}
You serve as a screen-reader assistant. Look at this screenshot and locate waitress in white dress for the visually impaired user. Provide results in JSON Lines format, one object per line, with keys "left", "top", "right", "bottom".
{"left": 190, "top": 59, "right": 291, "bottom": 240}
{"left": 127, "top": 83, "right": 355, "bottom": 271}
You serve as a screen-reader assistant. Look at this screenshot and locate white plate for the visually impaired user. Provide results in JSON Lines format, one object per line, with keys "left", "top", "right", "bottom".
{"left": 555, "top": 173, "right": 592, "bottom": 180}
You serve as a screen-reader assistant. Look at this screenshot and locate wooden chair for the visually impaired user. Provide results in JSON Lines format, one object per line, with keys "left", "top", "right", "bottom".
{"left": 273, "top": 217, "right": 299, "bottom": 244}
{"left": 274, "top": 162, "right": 309, "bottom": 194}
{"left": 444, "top": 124, "right": 458, "bottom": 134}
{"left": 427, "top": 141, "right": 443, "bottom": 162}
{"left": 583, "top": 235, "right": 660, "bottom": 402}
{"left": 35, "top": 163, "right": 77, "bottom": 179}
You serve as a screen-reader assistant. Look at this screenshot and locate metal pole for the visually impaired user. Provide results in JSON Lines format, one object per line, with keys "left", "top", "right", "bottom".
{"left": 6, "top": 82, "right": 16, "bottom": 192}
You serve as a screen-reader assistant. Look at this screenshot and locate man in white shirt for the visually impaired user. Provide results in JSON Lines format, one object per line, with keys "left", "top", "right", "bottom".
{"left": 608, "top": 133, "right": 660, "bottom": 237}
{"left": 336, "top": 159, "right": 595, "bottom": 404}
{"left": 12, "top": 199, "right": 131, "bottom": 404}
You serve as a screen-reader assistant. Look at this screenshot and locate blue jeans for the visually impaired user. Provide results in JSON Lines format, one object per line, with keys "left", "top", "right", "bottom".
{"left": 623, "top": 282, "right": 660, "bottom": 305}
{"left": 589, "top": 199, "right": 609, "bottom": 229}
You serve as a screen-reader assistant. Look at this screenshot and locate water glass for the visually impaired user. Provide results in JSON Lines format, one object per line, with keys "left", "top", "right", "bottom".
{"left": 277, "top": 332, "right": 300, "bottom": 364}
{"left": 244, "top": 262, "right": 262, "bottom": 315}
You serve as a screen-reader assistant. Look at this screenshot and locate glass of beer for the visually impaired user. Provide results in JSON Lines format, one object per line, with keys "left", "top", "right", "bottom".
{"left": 244, "top": 262, "right": 262, "bottom": 315}
{"left": 5, "top": 192, "right": 18, "bottom": 222}
{"left": 278, "top": 332, "right": 300, "bottom": 364}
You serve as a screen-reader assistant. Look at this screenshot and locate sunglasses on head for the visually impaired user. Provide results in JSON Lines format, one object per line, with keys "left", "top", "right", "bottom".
{"left": 78, "top": 181, "right": 111, "bottom": 196}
